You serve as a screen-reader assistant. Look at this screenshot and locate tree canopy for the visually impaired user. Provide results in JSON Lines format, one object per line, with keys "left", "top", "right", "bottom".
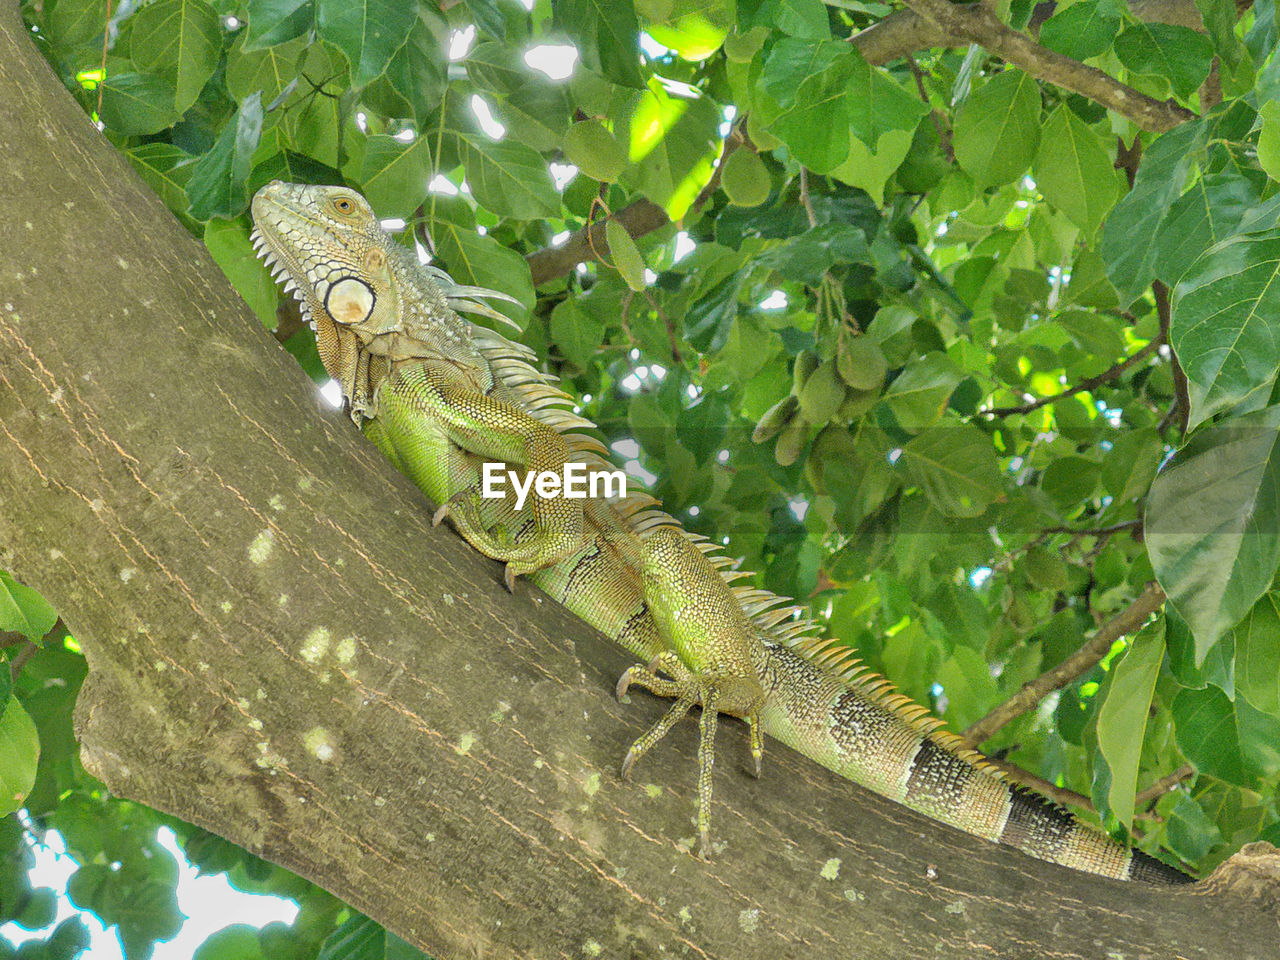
{"left": 3, "top": 0, "right": 1280, "bottom": 957}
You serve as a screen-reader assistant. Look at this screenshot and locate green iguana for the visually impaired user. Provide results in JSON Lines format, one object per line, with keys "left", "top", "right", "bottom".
{"left": 250, "top": 179, "right": 1191, "bottom": 884}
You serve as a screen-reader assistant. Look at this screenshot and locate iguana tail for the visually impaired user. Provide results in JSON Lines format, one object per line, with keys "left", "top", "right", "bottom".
{"left": 759, "top": 638, "right": 1191, "bottom": 882}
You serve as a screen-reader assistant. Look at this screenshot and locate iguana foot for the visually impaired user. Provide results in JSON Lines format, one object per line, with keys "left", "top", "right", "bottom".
{"left": 433, "top": 490, "right": 584, "bottom": 590}
{"left": 616, "top": 651, "right": 762, "bottom": 860}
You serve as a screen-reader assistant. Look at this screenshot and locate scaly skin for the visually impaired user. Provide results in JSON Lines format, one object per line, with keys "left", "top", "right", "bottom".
{"left": 250, "top": 181, "right": 1190, "bottom": 881}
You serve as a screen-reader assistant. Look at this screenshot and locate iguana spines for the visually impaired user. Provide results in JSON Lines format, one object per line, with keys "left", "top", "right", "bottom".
{"left": 250, "top": 181, "right": 1192, "bottom": 884}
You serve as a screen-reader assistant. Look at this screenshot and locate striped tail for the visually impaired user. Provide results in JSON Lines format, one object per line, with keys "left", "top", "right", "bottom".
{"left": 760, "top": 642, "right": 1191, "bottom": 883}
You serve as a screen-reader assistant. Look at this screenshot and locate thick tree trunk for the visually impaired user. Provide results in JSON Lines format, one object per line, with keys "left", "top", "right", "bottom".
{"left": 0, "top": 5, "right": 1275, "bottom": 959}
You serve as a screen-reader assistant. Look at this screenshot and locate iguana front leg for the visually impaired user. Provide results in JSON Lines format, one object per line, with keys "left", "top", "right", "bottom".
{"left": 375, "top": 362, "right": 586, "bottom": 589}
{"left": 616, "top": 527, "right": 767, "bottom": 859}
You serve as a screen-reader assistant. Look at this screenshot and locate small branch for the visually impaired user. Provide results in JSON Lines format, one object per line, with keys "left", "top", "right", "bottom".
{"left": 987, "top": 758, "right": 1095, "bottom": 810}
{"left": 961, "top": 582, "right": 1166, "bottom": 746}
{"left": 900, "top": 0, "right": 1194, "bottom": 132}
{"left": 527, "top": 124, "right": 745, "bottom": 288}
{"left": 1044, "top": 519, "right": 1143, "bottom": 538}
{"left": 526, "top": 199, "right": 670, "bottom": 288}
{"left": 9, "top": 641, "right": 37, "bottom": 681}
{"left": 906, "top": 53, "right": 954, "bottom": 161}
{"left": 1153, "top": 280, "right": 1190, "bottom": 435}
{"left": 1135, "top": 763, "right": 1195, "bottom": 807}
{"left": 798, "top": 168, "right": 818, "bottom": 229}
{"left": 982, "top": 338, "right": 1163, "bottom": 417}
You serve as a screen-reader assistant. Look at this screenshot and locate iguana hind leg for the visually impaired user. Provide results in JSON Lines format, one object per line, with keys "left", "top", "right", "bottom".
{"left": 614, "top": 528, "right": 768, "bottom": 858}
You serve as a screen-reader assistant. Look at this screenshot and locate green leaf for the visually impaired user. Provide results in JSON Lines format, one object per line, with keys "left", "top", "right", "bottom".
{"left": 315, "top": 0, "right": 415, "bottom": 90}
{"left": 1096, "top": 622, "right": 1165, "bottom": 827}
{"left": 204, "top": 220, "right": 279, "bottom": 327}
{"left": 46, "top": 0, "right": 112, "bottom": 48}
{"left": 194, "top": 925, "right": 268, "bottom": 960}
{"left": 97, "top": 73, "right": 183, "bottom": 136}
{"left": 354, "top": 134, "right": 432, "bottom": 219}
{"left": 244, "top": 0, "right": 314, "bottom": 50}
{"left": 129, "top": 0, "right": 223, "bottom": 112}
{"left": 554, "top": 0, "right": 645, "bottom": 88}
{"left": 0, "top": 573, "right": 57, "bottom": 642}
{"left": 1165, "top": 793, "right": 1221, "bottom": 862}
{"left": 881, "top": 352, "right": 963, "bottom": 432}
{"left": 1258, "top": 100, "right": 1280, "bottom": 183}
{"left": 1100, "top": 117, "right": 1207, "bottom": 303}
{"left": 1150, "top": 172, "right": 1260, "bottom": 288}
{"left": 760, "top": 40, "right": 855, "bottom": 172}
{"left": 549, "top": 299, "right": 606, "bottom": 369}
{"left": 900, "top": 422, "right": 1001, "bottom": 518}
{"left": 1100, "top": 426, "right": 1161, "bottom": 503}
{"left": 844, "top": 48, "right": 927, "bottom": 148}
{"left": 1114, "top": 22, "right": 1214, "bottom": 99}
{"left": 620, "top": 80, "right": 721, "bottom": 218}
{"left": 1146, "top": 407, "right": 1280, "bottom": 662}
{"left": 187, "top": 92, "right": 264, "bottom": 220}
{"left": 452, "top": 131, "right": 560, "bottom": 220}
{"left": 127, "top": 143, "right": 197, "bottom": 223}
{"left": 1038, "top": 0, "right": 1121, "bottom": 60}
{"left": 1235, "top": 593, "right": 1280, "bottom": 717}
{"left": 1172, "top": 685, "right": 1280, "bottom": 787}
{"left": 0, "top": 697, "right": 39, "bottom": 816}
{"left": 225, "top": 33, "right": 309, "bottom": 105}
{"left": 366, "top": 15, "right": 448, "bottom": 121}
{"left": 1170, "top": 229, "right": 1280, "bottom": 427}
{"left": 1031, "top": 106, "right": 1122, "bottom": 234}
{"left": 952, "top": 69, "right": 1041, "bottom": 189}
{"left": 935, "top": 646, "right": 999, "bottom": 729}
{"left": 429, "top": 216, "right": 534, "bottom": 326}
{"left": 750, "top": 0, "right": 831, "bottom": 39}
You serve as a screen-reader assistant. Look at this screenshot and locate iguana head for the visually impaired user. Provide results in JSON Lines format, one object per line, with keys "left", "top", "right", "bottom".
{"left": 251, "top": 180, "right": 522, "bottom": 337}
{"left": 250, "top": 181, "right": 407, "bottom": 342}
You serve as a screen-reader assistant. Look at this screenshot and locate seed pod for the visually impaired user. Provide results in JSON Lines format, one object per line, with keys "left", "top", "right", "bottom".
{"left": 563, "top": 119, "right": 627, "bottom": 183}
{"left": 774, "top": 414, "right": 809, "bottom": 467}
{"left": 837, "top": 336, "right": 889, "bottom": 391}
{"left": 836, "top": 387, "right": 880, "bottom": 422}
{"left": 1024, "top": 546, "right": 1069, "bottom": 592}
{"left": 798, "top": 359, "right": 847, "bottom": 425}
{"left": 752, "top": 394, "right": 799, "bottom": 444}
{"left": 720, "top": 149, "right": 771, "bottom": 207}
{"left": 792, "top": 350, "right": 819, "bottom": 394}
{"left": 606, "top": 219, "right": 647, "bottom": 292}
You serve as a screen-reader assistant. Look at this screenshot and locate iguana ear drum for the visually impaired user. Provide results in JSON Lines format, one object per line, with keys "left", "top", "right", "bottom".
{"left": 326, "top": 277, "right": 376, "bottom": 325}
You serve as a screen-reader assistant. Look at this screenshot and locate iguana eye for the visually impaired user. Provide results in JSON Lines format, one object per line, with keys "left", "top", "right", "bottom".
{"left": 333, "top": 197, "right": 356, "bottom": 214}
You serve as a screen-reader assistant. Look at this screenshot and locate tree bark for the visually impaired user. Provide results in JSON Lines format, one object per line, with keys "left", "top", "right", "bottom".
{"left": 0, "top": 6, "right": 1275, "bottom": 959}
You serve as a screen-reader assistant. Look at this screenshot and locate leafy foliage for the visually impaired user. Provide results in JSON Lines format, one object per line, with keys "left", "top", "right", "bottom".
{"left": 12, "top": 0, "right": 1280, "bottom": 955}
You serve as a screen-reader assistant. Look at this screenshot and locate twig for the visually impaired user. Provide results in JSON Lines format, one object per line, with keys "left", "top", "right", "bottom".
{"left": 527, "top": 122, "right": 743, "bottom": 288}
{"left": 1135, "top": 763, "right": 1195, "bottom": 807}
{"left": 1153, "top": 280, "right": 1189, "bottom": 435}
{"left": 9, "top": 641, "right": 37, "bottom": 681}
{"left": 95, "top": 0, "right": 114, "bottom": 121}
{"left": 987, "top": 758, "right": 1095, "bottom": 810}
{"left": 900, "top": 0, "right": 1194, "bottom": 132}
{"left": 961, "top": 581, "right": 1166, "bottom": 746}
{"left": 1044, "top": 519, "right": 1142, "bottom": 538}
{"left": 798, "top": 168, "right": 818, "bottom": 229}
{"left": 982, "top": 337, "right": 1163, "bottom": 417}
{"left": 905, "top": 53, "right": 953, "bottom": 161}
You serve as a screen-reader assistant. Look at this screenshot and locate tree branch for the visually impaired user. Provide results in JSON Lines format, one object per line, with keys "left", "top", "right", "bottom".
{"left": 982, "top": 337, "right": 1163, "bottom": 417}
{"left": 899, "top": 0, "right": 1194, "bottom": 131}
{"left": 961, "top": 582, "right": 1167, "bottom": 746}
